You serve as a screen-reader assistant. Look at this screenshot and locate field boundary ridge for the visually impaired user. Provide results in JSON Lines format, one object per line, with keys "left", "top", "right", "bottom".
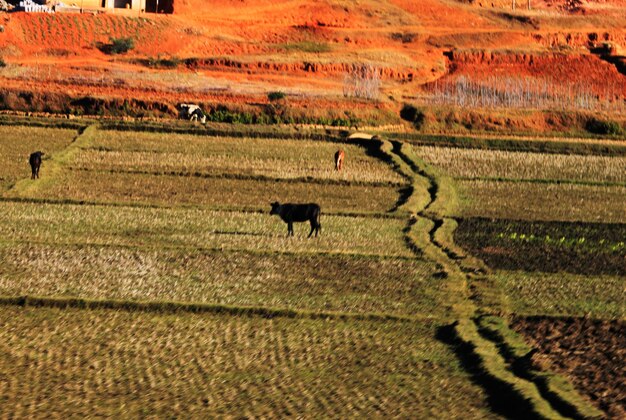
{"left": 378, "top": 134, "right": 601, "bottom": 419}
{"left": 0, "top": 295, "right": 436, "bottom": 323}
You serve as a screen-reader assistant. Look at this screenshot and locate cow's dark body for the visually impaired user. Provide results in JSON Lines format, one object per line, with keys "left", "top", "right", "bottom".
{"left": 270, "top": 202, "right": 321, "bottom": 238}
{"left": 29, "top": 151, "right": 44, "bottom": 179}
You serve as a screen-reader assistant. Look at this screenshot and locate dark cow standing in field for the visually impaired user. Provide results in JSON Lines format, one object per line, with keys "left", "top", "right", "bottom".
{"left": 29, "top": 151, "right": 44, "bottom": 179}
{"left": 334, "top": 149, "right": 345, "bottom": 171}
{"left": 270, "top": 202, "right": 321, "bottom": 238}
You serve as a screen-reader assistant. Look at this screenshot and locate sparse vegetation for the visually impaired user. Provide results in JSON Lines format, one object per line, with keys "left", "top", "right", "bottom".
{"left": 343, "top": 64, "right": 381, "bottom": 100}
{"left": 425, "top": 75, "right": 625, "bottom": 113}
{"left": 280, "top": 41, "right": 332, "bottom": 53}
{"left": 102, "top": 37, "right": 135, "bottom": 55}
{"left": 267, "top": 91, "right": 286, "bottom": 102}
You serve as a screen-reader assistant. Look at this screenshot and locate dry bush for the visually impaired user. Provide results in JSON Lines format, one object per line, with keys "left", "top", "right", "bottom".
{"left": 343, "top": 64, "right": 381, "bottom": 100}
{"left": 425, "top": 75, "right": 625, "bottom": 112}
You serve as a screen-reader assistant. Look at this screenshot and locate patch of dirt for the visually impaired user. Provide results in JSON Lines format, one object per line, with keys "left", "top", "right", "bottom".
{"left": 455, "top": 219, "right": 626, "bottom": 276}
{"left": 511, "top": 316, "right": 626, "bottom": 418}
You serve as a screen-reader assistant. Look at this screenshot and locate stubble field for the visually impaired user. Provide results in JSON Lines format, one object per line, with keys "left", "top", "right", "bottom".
{"left": 0, "top": 122, "right": 495, "bottom": 416}
{"left": 415, "top": 136, "right": 625, "bottom": 416}
{"left": 0, "top": 120, "right": 623, "bottom": 417}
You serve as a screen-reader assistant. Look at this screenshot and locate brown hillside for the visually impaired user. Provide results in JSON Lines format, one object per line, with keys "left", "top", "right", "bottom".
{"left": 0, "top": 0, "right": 624, "bottom": 118}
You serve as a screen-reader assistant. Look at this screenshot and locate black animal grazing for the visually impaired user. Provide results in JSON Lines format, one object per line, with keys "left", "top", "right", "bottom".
{"left": 29, "top": 151, "right": 44, "bottom": 180}
{"left": 270, "top": 202, "right": 321, "bottom": 238}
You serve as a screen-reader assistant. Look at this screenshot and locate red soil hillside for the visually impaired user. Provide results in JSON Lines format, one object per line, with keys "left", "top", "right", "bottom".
{"left": 0, "top": 0, "right": 624, "bottom": 118}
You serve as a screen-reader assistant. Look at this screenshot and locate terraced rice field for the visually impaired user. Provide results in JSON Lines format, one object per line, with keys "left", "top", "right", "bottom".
{"left": 0, "top": 122, "right": 623, "bottom": 417}
{"left": 79, "top": 130, "right": 406, "bottom": 184}
{"left": 455, "top": 179, "right": 626, "bottom": 223}
{"left": 415, "top": 146, "right": 626, "bottom": 184}
{"left": 0, "top": 125, "right": 76, "bottom": 190}
{"left": 12, "top": 170, "right": 401, "bottom": 212}
{"left": 0, "top": 306, "right": 498, "bottom": 418}
{"left": 0, "top": 243, "right": 451, "bottom": 317}
{"left": 0, "top": 123, "right": 491, "bottom": 415}
{"left": 0, "top": 201, "right": 411, "bottom": 257}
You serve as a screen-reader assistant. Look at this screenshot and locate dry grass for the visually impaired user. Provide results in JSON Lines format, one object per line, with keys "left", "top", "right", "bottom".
{"left": 494, "top": 270, "right": 625, "bottom": 319}
{"left": 415, "top": 146, "right": 626, "bottom": 184}
{"left": 0, "top": 126, "right": 76, "bottom": 191}
{"left": 0, "top": 243, "right": 450, "bottom": 317}
{"left": 0, "top": 306, "right": 497, "bottom": 418}
{"left": 81, "top": 131, "right": 405, "bottom": 184}
{"left": 8, "top": 170, "right": 401, "bottom": 213}
{"left": 0, "top": 201, "right": 412, "bottom": 257}
{"left": 456, "top": 180, "right": 626, "bottom": 223}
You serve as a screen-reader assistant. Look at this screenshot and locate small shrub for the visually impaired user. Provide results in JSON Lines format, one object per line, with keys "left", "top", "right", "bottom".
{"left": 390, "top": 32, "right": 416, "bottom": 43}
{"left": 267, "top": 91, "right": 286, "bottom": 102}
{"left": 400, "top": 104, "right": 425, "bottom": 129}
{"left": 109, "top": 37, "right": 135, "bottom": 55}
{"left": 343, "top": 64, "right": 381, "bottom": 100}
{"left": 585, "top": 118, "right": 623, "bottom": 135}
{"left": 0, "top": 57, "right": 6, "bottom": 68}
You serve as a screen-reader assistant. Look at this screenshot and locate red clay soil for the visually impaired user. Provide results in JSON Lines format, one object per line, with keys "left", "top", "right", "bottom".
{"left": 511, "top": 316, "right": 625, "bottom": 418}
{"left": 0, "top": 1, "right": 625, "bottom": 114}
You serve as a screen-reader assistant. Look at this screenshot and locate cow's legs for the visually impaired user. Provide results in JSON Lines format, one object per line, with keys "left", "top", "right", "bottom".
{"left": 308, "top": 221, "right": 315, "bottom": 238}
{"left": 288, "top": 222, "right": 294, "bottom": 236}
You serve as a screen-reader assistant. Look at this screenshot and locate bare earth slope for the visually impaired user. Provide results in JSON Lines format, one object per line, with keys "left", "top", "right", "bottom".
{"left": 0, "top": 0, "right": 624, "bottom": 116}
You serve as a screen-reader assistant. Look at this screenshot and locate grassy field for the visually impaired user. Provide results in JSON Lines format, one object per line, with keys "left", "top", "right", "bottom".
{"left": 77, "top": 130, "right": 405, "bottom": 184}
{"left": 0, "top": 306, "right": 498, "bottom": 418}
{"left": 414, "top": 146, "right": 626, "bottom": 184}
{"left": 0, "top": 243, "right": 451, "bottom": 317}
{"left": 0, "top": 201, "right": 412, "bottom": 257}
{"left": 456, "top": 179, "right": 626, "bottom": 223}
{"left": 0, "top": 122, "right": 623, "bottom": 417}
{"left": 9, "top": 170, "right": 402, "bottom": 213}
{"left": 0, "top": 126, "right": 77, "bottom": 191}
{"left": 493, "top": 270, "right": 625, "bottom": 319}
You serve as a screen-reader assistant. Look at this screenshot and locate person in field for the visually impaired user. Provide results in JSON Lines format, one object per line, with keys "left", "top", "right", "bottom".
{"left": 334, "top": 149, "right": 345, "bottom": 171}
{"left": 29, "top": 151, "right": 44, "bottom": 180}
{"left": 270, "top": 202, "right": 321, "bottom": 238}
